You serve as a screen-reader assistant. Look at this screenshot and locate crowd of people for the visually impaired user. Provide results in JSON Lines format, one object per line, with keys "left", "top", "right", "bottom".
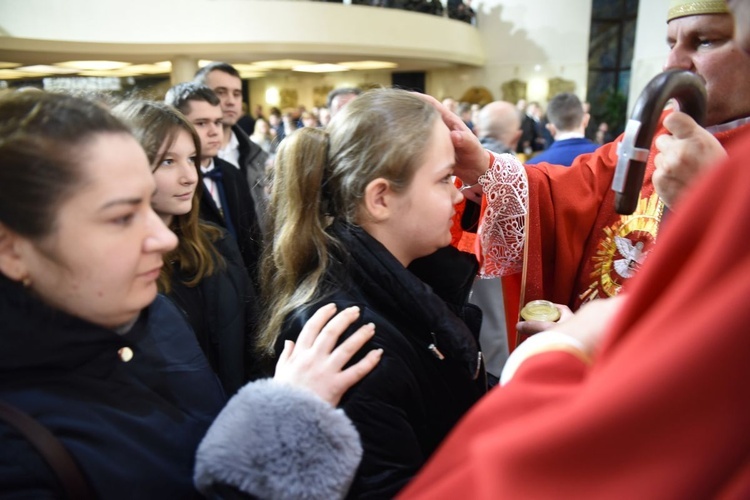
{"left": 1, "top": 0, "right": 748, "bottom": 498}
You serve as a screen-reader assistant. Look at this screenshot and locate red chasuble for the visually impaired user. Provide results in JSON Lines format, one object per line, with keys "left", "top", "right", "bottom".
{"left": 471, "top": 113, "right": 750, "bottom": 350}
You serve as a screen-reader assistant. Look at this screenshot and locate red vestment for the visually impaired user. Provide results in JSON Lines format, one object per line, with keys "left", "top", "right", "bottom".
{"left": 400, "top": 126, "right": 750, "bottom": 500}
{"left": 470, "top": 114, "right": 750, "bottom": 350}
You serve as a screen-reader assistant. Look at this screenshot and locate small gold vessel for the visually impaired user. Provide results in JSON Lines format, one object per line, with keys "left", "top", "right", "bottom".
{"left": 520, "top": 300, "right": 561, "bottom": 322}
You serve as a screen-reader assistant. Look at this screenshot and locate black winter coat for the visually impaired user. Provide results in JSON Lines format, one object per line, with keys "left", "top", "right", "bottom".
{"left": 0, "top": 278, "right": 226, "bottom": 498}
{"left": 168, "top": 226, "right": 261, "bottom": 394}
{"left": 278, "top": 223, "right": 487, "bottom": 498}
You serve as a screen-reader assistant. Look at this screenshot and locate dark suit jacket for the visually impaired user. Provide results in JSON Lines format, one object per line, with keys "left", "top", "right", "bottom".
{"left": 199, "top": 157, "right": 262, "bottom": 285}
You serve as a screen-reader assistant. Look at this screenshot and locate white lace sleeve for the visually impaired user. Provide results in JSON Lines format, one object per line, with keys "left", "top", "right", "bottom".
{"left": 476, "top": 153, "right": 528, "bottom": 278}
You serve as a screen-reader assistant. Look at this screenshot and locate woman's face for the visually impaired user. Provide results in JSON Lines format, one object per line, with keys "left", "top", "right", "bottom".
{"left": 256, "top": 119, "right": 269, "bottom": 135}
{"left": 374, "top": 118, "right": 462, "bottom": 266}
{"left": 14, "top": 133, "right": 178, "bottom": 328}
{"left": 150, "top": 129, "right": 199, "bottom": 224}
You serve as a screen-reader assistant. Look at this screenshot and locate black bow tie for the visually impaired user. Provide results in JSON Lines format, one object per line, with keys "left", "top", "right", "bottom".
{"left": 203, "top": 168, "right": 222, "bottom": 181}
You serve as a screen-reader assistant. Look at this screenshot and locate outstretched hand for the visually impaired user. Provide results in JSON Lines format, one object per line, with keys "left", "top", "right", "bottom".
{"left": 516, "top": 303, "right": 574, "bottom": 338}
{"left": 547, "top": 296, "right": 626, "bottom": 355}
{"left": 273, "top": 303, "right": 382, "bottom": 407}
{"left": 412, "top": 92, "right": 490, "bottom": 189}
{"left": 654, "top": 111, "right": 727, "bottom": 208}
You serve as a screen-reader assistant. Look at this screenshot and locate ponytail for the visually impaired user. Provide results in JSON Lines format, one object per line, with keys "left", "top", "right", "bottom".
{"left": 258, "top": 127, "right": 334, "bottom": 355}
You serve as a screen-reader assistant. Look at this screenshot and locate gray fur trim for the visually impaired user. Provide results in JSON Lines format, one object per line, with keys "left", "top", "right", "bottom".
{"left": 194, "top": 378, "right": 362, "bottom": 499}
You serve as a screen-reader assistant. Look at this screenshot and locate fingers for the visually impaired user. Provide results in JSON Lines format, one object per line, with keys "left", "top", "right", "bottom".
{"left": 277, "top": 340, "right": 295, "bottom": 366}
{"left": 411, "top": 92, "right": 471, "bottom": 133}
{"left": 311, "top": 306, "right": 362, "bottom": 355}
{"left": 274, "top": 340, "right": 296, "bottom": 377}
{"left": 516, "top": 320, "right": 557, "bottom": 337}
{"left": 326, "top": 322, "right": 376, "bottom": 369}
{"left": 555, "top": 303, "right": 575, "bottom": 323}
{"left": 662, "top": 111, "right": 701, "bottom": 139}
{"left": 295, "top": 303, "right": 337, "bottom": 350}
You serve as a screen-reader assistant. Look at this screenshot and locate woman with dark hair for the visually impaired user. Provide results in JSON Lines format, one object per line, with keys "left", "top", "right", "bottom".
{"left": 0, "top": 91, "right": 380, "bottom": 499}
{"left": 113, "top": 99, "right": 260, "bottom": 392}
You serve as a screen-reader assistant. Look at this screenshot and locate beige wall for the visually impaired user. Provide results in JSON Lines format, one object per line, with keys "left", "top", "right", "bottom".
{"left": 428, "top": 0, "right": 592, "bottom": 106}
{"left": 629, "top": 0, "right": 670, "bottom": 115}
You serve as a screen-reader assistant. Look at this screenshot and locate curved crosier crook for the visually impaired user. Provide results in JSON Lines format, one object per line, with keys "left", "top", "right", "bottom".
{"left": 612, "top": 69, "right": 707, "bottom": 214}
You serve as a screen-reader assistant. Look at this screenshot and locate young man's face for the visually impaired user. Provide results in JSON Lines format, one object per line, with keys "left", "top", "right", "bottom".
{"left": 183, "top": 100, "right": 224, "bottom": 161}
{"left": 203, "top": 70, "right": 243, "bottom": 127}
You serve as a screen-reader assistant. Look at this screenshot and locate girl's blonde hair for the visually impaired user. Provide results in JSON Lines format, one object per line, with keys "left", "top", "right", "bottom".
{"left": 258, "top": 88, "right": 439, "bottom": 355}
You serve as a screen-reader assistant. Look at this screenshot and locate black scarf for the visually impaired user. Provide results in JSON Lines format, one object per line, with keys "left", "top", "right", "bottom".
{"left": 328, "top": 222, "right": 482, "bottom": 379}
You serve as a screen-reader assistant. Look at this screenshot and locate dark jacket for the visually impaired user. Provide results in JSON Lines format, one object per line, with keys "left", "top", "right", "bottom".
{"left": 199, "top": 157, "right": 263, "bottom": 285}
{"left": 277, "top": 223, "right": 486, "bottom": 499}
{"left": 233, "top": 124, "right": 269, "bottom": 229}
{"left": 0, "top": 278, "right": 226, "bottom": 498}
{"left": 168, "top": 225, "right": 262, "bottom": 394}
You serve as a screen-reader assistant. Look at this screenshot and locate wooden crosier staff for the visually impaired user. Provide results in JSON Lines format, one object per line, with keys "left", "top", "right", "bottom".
{"left": 612, "top": 69, "right": 706, "bottom": 215}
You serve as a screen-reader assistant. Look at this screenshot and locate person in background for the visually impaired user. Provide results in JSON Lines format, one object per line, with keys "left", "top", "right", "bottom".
{"left": 165, "top": 82, "right": 263, "bottom": 282}
{"left": 457, "top": 102, "right": 474, "bottom": 132}
{"left": 257, "top": 88, "right": 486, "bottom": 497}
{"left": 474, "top": 101, "right": 522, "bottom": 156}
{"left": 441, "top": 96, "right": 457, "bottom": 115}
{"left": 280, "top": 111, "right": 298, "bottom": 139}
{"left": 526, "top": 92, "right": 599, "bottom": 166}
{"left": 594, "top": 120, "right": 613, "bottom": 145}
{"left": 249, "top": 117, "right": 274, "bottom": 156}
{"left": 236, "top": 102, "right": 256, "bottom": 137}
{"left": 318, "top": 107, "right": 332, "bottom": 127}
{"left": 300, "top": 110, "right": 319, "bottom": 128}
{"left": 194, "top": 62, "right": 269, "bottom": 223}
{"left": 516, "top": 101, "right": 546, "bottom": 156}
{"left": 327, "top": 87, "right": 362, "bottom": 117}
{"left": 112, "top": 99, "right": 260, "bottom": 391}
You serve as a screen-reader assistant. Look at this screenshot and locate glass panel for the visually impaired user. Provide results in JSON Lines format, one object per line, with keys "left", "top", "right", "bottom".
{"left": 592, "top": 0, "right": 623, "bottom": 20}
{"left": 618, "top": 69, "right": 631, "bottom": 96}
{"left": 589, "top": 22, "right": 620, "bottom": 69}
{"left": 619, "top": 19, "right": 636, "bottom": 66}
{"left": 625, "top": 0, "right": 639, "bottom": 17}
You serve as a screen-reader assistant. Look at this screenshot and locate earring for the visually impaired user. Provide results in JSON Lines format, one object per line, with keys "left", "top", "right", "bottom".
{"left": 21, "top": 275, "right": 31, "bottom": 287}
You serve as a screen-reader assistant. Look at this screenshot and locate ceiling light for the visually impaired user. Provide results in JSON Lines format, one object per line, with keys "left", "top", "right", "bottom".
{"left": 232, "top": 64, "right": 270, "bottom": 72}
{"left": 238, "top": 71, "right": 267, "bottom": 79}
{"left": 0, "top": 62, "right": 21, "bottom": 69}
{"left": 123, "top": 64, "right": 171, "bottom": 75}
{"left": 293, "top": 64, "right": 349, "bottom": 73}
{"left": 16, "top": 65, "right": 79, "bottom": 75}
{"left": 339, "top": 60, "right": 398, "bottom": 70}
{"left": 56, "top": 60, "right": 130, "bottom": 71}
{"left": 254, "top": 59, "right": 317, "bottom": 70}
{"left": 76, "top": 69, "right": 141, "bottom": 77}
{"left": 0, "top": 69, "right": 41, "bottom": 79}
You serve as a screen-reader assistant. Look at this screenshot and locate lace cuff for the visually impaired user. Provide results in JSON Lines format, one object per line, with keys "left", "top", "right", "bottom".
{"left": 477, "top": 153, "right": 528, "bottom": 277}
